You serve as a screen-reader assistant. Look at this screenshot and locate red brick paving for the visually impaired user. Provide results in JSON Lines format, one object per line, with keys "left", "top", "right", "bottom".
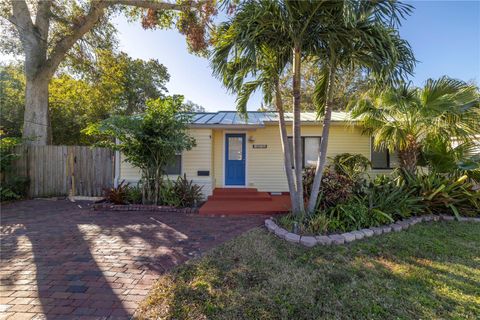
{"left": 1, "top": 199, "right": 266, "bottom": 319}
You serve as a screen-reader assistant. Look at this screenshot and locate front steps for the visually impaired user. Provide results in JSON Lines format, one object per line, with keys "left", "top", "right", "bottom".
{"left": 199, "top": 188, "right": 291, "bottom": 216}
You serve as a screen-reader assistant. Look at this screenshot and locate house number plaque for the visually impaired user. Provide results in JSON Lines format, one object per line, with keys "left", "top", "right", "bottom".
{"left": 253, "top": 144, "right": 267, "bottom": 149}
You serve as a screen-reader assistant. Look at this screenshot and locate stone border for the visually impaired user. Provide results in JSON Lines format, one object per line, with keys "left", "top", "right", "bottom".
{"left": 265, "top": 215, "right": 480, "bottom": 247}
{"left": 92, "top": 203, "right": 198, "bottom": 214}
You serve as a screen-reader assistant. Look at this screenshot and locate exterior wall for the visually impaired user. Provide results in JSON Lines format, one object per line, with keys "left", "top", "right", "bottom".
{"left": 119, "top": 123, "right": 396, "bottom": 196}
{"left": 212, "top": 123, "right": 383, "bottom": 192}
{"left": 119, "top": 128, "right": 214, "bottom": 197}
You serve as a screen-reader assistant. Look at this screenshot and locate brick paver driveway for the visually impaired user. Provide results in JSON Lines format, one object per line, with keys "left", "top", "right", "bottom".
{"left": 0, "top": 200, "right": 266, "bottom": 319}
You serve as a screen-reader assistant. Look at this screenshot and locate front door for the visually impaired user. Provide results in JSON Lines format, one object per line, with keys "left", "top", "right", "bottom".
{"left": 225, "top": 134, "right": 246, "bottom": 186}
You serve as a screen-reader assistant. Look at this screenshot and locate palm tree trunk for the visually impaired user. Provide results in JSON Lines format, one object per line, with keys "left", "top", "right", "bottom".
{"left": 307, "top": 62, "right": 336, "bottom": 214}
{"left": 292, "top": 44, "right": 304, "bottom": 213}
{"left": 398, "top": 135, "right": 419, "bottom": 174}
{"left": 275, "top": 80, "right": 298, "bottom": 212}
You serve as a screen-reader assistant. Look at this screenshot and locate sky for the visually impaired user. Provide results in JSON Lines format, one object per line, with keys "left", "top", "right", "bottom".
{"left": 1, "top": 1, "right": 478, "bottom": 112}
{"left": 111, "top": 0, "right": 480, "bottom": 112}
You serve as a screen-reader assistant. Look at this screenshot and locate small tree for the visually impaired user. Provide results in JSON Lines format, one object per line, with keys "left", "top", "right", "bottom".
{"left": 85, "top": 95, "right": 195, "bottom": 204}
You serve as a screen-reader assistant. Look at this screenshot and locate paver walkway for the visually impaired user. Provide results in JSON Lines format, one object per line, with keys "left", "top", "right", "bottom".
{"left": 0, "top": 199, "right": 266, "bottom": 319}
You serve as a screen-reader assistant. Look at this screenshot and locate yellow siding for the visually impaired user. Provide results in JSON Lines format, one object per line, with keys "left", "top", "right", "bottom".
{"left": 212, "top": 123, "right": 374, "bottom": 192}
{"left": 119, "top": 128, "right": 214, "bottom": 196}
{"left": 120, "top": 123, "right": 392, "bottom": 195}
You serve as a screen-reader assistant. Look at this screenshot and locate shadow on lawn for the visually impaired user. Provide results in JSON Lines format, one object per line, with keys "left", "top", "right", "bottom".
{"left": 0, "top": 199, "right": 265, "bottom": 319}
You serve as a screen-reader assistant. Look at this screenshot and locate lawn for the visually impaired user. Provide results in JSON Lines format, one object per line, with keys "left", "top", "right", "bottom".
{"left": 136, "top": 222, "right": 480, "bottom": 320}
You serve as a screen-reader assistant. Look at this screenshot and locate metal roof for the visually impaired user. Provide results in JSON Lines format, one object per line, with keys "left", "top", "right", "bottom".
{"left": 190, "top": 111, "right": 351, "bottom": 127}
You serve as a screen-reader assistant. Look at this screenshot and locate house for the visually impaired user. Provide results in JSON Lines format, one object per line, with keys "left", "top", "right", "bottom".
{"left": 116, "top": 111, "right": 397, "bottom": 214}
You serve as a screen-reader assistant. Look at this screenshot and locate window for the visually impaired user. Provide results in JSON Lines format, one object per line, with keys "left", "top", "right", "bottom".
{"left": 371, "top": 140, "right": 390, "bottom": 169}
{"left": 165, "top": 154, "right": 181, "bottom": 175}
{"left": 287, "top": 137, "right": 321, "bottom": 168}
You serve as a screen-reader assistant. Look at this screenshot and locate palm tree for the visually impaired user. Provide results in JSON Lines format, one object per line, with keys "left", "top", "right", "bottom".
{"left": 212, "top": 0, "right": 346, "bottom": 213}
{"left": 210, "top": 4, "right": 298, "bottom": 210}
{"left": 349, "top": 76, "right": 480, "bottom": 174}
{"left": 211, "top": 0, "right": 415, "bottom": 214}
{"left": 305, "top": 1, "right": 416, "bottom": 213}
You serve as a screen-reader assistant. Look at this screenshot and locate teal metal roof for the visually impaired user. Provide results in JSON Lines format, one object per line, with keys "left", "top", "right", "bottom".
{"left": 190, "top": 111, "right": 350, "bottom": 126}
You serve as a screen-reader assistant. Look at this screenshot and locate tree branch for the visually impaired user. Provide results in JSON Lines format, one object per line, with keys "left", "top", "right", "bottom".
{"left": 43, "top": 0, "right": 109, "bottom": 77}
{"left": 9, "top": 0, "right": 36, "bottom": 47}
{"left": 111, "top": 0, "right": 202, "bottom": 11}
{"left": 35, "top": 0, "right": 51, "bottom": 42}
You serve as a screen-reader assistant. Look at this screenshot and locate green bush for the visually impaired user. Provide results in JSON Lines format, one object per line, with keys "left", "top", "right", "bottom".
{"left": 158, "top": 179, "right": 181, "bottom": 207}
{"left": 125, "top": 184, "right": 143, "bottom": 204}
{"left": 303, "top": 167, "right": 355, "bottom": 209}
{"left": 360, "top": 174, "right": 424, "bottom": 219}
{"left": 0, "top": 186, "right": 21, "bottom": 201}
{"left": 402, "top": 172, "right": 480, "bottom": 217}
{"left": 331, "top": 153, "right": 371, "bottom": 179}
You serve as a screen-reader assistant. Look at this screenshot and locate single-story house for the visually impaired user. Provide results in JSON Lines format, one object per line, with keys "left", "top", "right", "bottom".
{"left": 116, "top": 111, "right": 397, "bottom": 201}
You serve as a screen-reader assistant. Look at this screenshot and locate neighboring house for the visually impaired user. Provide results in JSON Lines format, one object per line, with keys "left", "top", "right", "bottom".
{"left": 116, "top": 111, "right": 397, "bottom": 197}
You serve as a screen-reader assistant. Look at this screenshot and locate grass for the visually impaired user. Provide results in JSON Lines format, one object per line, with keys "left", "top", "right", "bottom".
{"left": 136, "top": 222, "right": 480, "bottom": 319}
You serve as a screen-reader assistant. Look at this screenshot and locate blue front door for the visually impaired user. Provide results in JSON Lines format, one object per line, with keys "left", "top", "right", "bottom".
{"left": 225, "top": 134, "right": 246, "bottom": 185}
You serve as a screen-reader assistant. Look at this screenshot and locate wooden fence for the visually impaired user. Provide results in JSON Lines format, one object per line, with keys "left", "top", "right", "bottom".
{"left": 7, "top": 145, "right": 114, "bottom": 198}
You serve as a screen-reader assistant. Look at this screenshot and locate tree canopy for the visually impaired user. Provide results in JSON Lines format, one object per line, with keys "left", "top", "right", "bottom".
{"left": 0, "top": 0, "right": 219, "bottom": 144}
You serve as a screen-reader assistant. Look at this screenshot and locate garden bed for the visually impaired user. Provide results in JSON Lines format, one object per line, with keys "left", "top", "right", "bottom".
{"left": 266, "top": 214, "right": 480, "bottom": 247}
{"left": 92, "top": 203, "right": 198, "bottom": 213}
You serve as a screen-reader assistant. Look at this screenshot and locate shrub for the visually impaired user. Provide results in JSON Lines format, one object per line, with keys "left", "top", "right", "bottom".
{"left": 332, "top": 153, "right": 370, "bottom": 179}
{"left": 324, "top": 198, "right": 380, "bottom": 232}
{"left": 303, "top": 167, "right": 355, "bottom": 209}
{"left": 360, "top": 174, "right": 424, "bottom": 219}
{"left": 173, "top": 174, "right": 203, "bottom": 208}
{"left": 402, "top": 172, "right": 480, "bottom": 217}
{"left": 125, "top": 185, "right": 143, "bottom": 204}
{"left": 104, "top": 180, "right": 130, "bottom": 204}
{"left": 317, "top": 169, "right": 355, "bottom": 209}
{"left": 159, "top": 180, "right": 181, "bottom": 207}
{"left": 0, "top": 186, "right": 21, "bottom": 201}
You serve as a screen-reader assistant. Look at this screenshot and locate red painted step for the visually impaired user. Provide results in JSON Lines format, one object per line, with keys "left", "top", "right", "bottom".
{"left": 213, "top": 188, "right": 259, "bottom": 194}
{"left": 199, "top": 188, "right": 291, "bottom": 216}
{"left": 208, "top": 192, "right": 272, "bottom": 201}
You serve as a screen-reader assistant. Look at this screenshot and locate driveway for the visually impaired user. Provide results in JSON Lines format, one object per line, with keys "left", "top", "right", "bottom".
{"left": 0, "top": 199, "right": 266, "bottom": 319}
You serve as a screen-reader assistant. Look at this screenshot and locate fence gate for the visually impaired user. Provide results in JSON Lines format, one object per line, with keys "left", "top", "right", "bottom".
{"left": 8, "top": 145, "right": 114, "bottom": 198}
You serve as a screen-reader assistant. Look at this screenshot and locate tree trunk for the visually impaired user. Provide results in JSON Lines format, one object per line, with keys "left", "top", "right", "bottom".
{"left": 23, "top": 73, "right": 51, "bottom": 145}
{"left": 275, "top": 80, "right": 298, "bottom": 212}
{"left": 307, "top": 62, "right": 336, "bottom": 214}
{"left": 398, "top": 135, "right": 419, "bottom": 175}
{"left": 292, "top": 44, "right": 304, "bottom": 213}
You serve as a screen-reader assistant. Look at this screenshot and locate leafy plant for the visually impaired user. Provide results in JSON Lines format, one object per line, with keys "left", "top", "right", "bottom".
{"left": 159, "top": 180, "right": 181, "bottom": 207}
{"left": 85, "top": 96, "right": 196, "bottom": 205}
{"left": 104, "top": 180, "right": 130, "bottom": 205}
{"left": 402, "top": 172, "right": 480, "bottom": 217}
{"left": 360, "top": 174, "right": 424, "bottom": 219}
{"left": 173, "top": 174, "right": 203, "bottom": 208}
{"left": 317, "top": 169, "right": 355, "bottom": 210}
{"left": 303, "top": 167, "right": 355, "bottom": 209}
{"left": 332, "top": 153, "right": 371, "bottom": 180}
{"left": 0, "top": 132, "right": 21, "bottom": 172}
{"left": 125, "top": 184, "right": 143, "bottom": 204}
{"left": 0, "top": 186, "right": 21, "bottom": 201}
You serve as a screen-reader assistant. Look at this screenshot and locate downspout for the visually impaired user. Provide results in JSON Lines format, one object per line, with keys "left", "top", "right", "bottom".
{"left": 114, "top": 138, "right": 120, "bottom": 188}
